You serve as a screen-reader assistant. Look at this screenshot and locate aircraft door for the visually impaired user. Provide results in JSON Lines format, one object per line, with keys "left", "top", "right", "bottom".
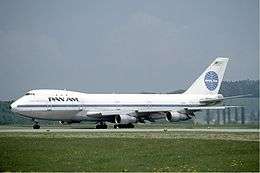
{"left": 79, "top": 104, "right": 83, "bottom": 111}
{"left": 47, "top": 101, "right": 52, "bottom": 111}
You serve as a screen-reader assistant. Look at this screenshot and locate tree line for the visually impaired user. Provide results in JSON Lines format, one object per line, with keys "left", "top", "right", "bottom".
{"left": 219, "top": 80, "right": 259, "bottom": 97}
{"left": 167, "top": 79, "right": 259, "bottom": 97}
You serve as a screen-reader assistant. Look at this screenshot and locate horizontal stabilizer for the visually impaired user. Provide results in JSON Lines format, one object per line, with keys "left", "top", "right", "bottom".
{"left": 199, "top": 94, "right": 252, "bottom": 104}
{"left": 185, "top": 106, "right": 242, "bottom": 111}
{"left": 223, "top": 94, "right": 252, "bottom": 100}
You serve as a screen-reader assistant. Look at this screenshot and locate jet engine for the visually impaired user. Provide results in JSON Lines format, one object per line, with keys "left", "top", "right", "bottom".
{"left": 115, "top": 114, "right": 137, "bottom": 124}
{"left": 165, "top": 111, "right": 191, "bottom": 122}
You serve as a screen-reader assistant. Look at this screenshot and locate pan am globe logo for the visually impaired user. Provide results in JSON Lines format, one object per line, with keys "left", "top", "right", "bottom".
{"left": 204, "top": 71, "right": 219, "bottom": 91}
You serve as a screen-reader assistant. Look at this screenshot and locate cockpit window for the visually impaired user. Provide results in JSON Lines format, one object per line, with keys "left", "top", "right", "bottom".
{"left": 25, "top": 93, "right": 35, "bottom": 96}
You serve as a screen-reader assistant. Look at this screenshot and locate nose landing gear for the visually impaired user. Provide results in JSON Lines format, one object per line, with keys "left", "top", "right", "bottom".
{"left": 33, "top": 123, "right": 40, "bottom": 129}
{"left": 32, "top": 119, "right": 40, "bottom": 129}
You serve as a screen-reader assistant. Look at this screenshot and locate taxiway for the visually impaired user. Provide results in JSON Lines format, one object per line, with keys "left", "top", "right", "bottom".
{"left": 0, "top": 128, "right": 258, "bottom": 133}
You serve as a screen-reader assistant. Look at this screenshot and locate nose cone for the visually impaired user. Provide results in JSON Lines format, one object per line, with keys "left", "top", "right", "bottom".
{"left": 10, "top": 102, "right": 18, "bottom": 113}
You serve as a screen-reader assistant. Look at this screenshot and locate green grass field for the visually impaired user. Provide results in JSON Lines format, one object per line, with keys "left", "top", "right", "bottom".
{"left": 0, "top": 131, "right": 259, "bottom": 172}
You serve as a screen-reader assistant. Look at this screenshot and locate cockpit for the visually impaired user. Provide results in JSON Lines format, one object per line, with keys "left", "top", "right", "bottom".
{"left": 25, "top": 92, "right": 35, "bottom": 96}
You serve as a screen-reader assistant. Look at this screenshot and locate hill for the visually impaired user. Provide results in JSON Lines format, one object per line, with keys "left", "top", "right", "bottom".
{"left": 219, "top": 80, "right": 259, "bottom": 97}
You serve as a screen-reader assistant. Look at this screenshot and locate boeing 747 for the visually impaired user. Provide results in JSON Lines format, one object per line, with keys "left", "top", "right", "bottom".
{"left": 11, "top": 57, "right": 240, "bottom": 129}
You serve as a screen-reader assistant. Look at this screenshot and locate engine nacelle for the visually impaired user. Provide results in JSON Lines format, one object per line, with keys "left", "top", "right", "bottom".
{"left": 166, "top": 111, "right": 191, "bottom": 122}
{"left": 115, "top": 114, "right": 137, "bottom": 124}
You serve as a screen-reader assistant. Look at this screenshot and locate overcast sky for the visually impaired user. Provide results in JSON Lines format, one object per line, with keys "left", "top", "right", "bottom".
{"left": 0, "top": 0, "right": 258, "bottom": 100}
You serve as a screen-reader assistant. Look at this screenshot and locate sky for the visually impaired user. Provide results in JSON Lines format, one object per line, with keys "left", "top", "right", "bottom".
{"left": 0, "top": 0, "right": 259, "bottom": 100}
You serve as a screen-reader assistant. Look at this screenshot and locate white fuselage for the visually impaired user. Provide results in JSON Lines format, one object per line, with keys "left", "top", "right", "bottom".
{"left": 11, "top": 89, "right": 220, "bottom": 122}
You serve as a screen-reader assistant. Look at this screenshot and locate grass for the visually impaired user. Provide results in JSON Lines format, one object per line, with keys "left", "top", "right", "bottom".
{"left": 0, "top": 131, "right": 259, "bottom": 141}
{"left": 0, "top": 132, "right": 259, "bottom": 172}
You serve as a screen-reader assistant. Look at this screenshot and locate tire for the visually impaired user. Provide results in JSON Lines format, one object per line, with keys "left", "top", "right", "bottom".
{"left": 116, "top": 124, "right": 135, "bottom": 128}
{"left": 127, "top": 123, "right": 135, "bottom": 128}
{"left": 96, "top": 124, "right": 107, "bottom": 129}
{"left": 33, "top": 124, "right": 40, "bottom": 129}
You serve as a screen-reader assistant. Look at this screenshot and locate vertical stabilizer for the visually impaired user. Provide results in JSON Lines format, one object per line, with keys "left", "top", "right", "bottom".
{"left": 184, "top": 57, "right": 229, "bottom": 95}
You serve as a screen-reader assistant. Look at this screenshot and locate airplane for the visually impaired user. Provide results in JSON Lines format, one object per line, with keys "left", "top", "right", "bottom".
{"left": 10, "top": 57, "right": 240, "bottom": 129}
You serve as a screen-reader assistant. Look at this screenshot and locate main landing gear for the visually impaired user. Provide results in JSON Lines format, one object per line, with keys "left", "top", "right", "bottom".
{"left": 96, "top": 122, "right": 108, "bottom": 129}
{"left": 32, "top": 119, "right": 40, "bottom": 129}
{"left": 95, "top": 122, "right": 135, "bottom": 129}
{"left": 114, "top": 123, "right": 135, "bottom": 129}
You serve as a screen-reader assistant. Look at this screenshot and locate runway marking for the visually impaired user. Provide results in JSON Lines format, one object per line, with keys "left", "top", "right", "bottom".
{"left": 0, "top": 128, "right": 259, "bottom": 133}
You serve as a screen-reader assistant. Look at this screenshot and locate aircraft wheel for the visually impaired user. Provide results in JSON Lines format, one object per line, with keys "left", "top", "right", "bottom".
{"left": 102, "top": 124, "right": 108, "bottom": 129}
{"left": 127, "top": 123, "right": 135, "bottom": 128}
{"left": 33, "top": 124, "right": 40, "bottom": 129}
{"left": 115, "top": 124, "right": 135, "bottom": 128}
{"left": 96, "top": 123, "right": 107, "bottom": 129}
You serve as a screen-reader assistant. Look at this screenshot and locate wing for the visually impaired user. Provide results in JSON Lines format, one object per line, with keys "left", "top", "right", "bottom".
{"left": 77, "top": 105, "right": 240, "bottom": 123}
{"left": 81, "top": 105, "right": 240, "bottom": 117}
{"left": 86, "top": 110, "right": 137, "bottom": 117}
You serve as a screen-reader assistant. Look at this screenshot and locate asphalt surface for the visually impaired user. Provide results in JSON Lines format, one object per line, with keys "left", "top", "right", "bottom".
{"left": 0, "top": 128, "right": 259, "bottom": 133}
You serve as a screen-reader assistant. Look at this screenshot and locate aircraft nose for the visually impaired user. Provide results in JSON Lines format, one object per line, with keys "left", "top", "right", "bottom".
{"left": 10, "top": 102, "right": 17, "bottom": 112}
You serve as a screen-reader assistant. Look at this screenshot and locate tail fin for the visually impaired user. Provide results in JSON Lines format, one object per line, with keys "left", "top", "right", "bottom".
{"left": 184, "top": 57, "right": 229, "bottom": 95}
